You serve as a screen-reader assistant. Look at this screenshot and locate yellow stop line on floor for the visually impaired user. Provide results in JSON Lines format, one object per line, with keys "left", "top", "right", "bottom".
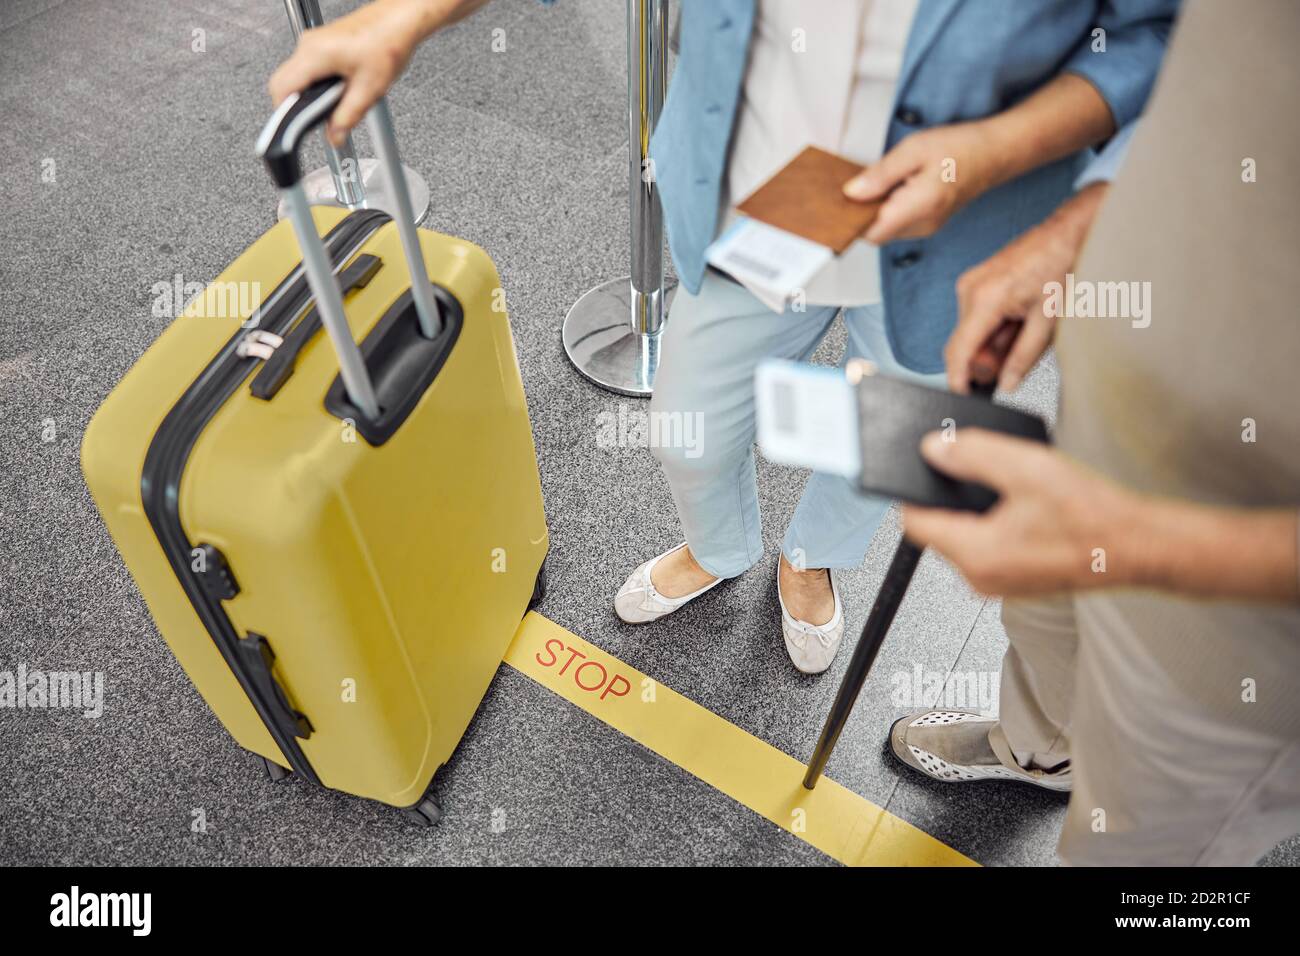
{"left": 504, "top": 612, "right": 976, "bottom": 867}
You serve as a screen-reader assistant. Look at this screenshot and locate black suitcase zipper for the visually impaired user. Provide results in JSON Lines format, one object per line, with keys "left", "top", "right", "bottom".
{"left": 140, "top": 209, "right": 390, "bottom": 784}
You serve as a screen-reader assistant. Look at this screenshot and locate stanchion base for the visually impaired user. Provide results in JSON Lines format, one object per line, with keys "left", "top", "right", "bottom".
{"left": 562, "top": 277, "right": 676, "bottom": 397}
{"left": 276, "top": 158, "right": 430, "bottom": 225}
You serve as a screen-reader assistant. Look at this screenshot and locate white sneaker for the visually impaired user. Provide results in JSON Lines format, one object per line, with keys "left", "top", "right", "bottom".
{"left": 778, "top": 565, "right": 844, "bottom": 674}
{"left": 614, "top": 544, "right": 724, "bottom": 624}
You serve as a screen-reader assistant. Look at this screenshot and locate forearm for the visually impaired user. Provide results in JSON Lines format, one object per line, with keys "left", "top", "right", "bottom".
{"left": 1041, "top": 181, "right": 1109, "bottom": 260}
{"left": 978, "top": 74, "right": 1117, "bottom": 193}
{"left": 1125, "top": 499, "right": 1300, "bottom": 603}
{"left": 382, "top": 0, "right": 493, "bottom": 44}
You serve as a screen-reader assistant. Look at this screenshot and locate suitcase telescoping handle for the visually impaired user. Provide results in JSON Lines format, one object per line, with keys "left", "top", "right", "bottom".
{"left": 256, "top": 78, "right": 442, "bottom": 421}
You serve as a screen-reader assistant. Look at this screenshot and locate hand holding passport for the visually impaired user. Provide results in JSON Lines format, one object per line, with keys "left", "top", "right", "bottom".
{"left": 735, "top": 145, "right": 883, "bottom": 254}
{"left": 705, "top": 146, "right": 884, "bottom": 311}
{"left": 733, "top": 145, "right": 1049, "bottom": 509}
{"left": 756, "top": 361, "right": 1049, "bottom": 512}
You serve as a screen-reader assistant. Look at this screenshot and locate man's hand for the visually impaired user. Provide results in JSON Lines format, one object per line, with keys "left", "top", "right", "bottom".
{"left": 269, "top": 0, "right": 488, "bottom": 147}
{"left": 842, "top": 122, "right": 1000, "bottom": 244}
{"left": 903, "top": 429, "right": 1300, "bottom": 603}
{"left": 945, "top": 183, "right": 1108, "bottom": 394}
{"left": 902, "top": 429, "right": 1139, "bottom": 597}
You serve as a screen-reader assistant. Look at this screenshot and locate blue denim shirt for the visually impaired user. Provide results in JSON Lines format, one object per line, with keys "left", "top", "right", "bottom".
{"left": 648, "top": 0, "right": 1178, "bottom": 372}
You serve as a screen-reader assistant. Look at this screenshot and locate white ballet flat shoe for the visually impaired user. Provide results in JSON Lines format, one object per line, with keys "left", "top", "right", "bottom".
{"left": 778, "top": 566, "right": 844, "bottom": 674}
{"left": 614, "top": 543, "right": 724, "bottom": 624}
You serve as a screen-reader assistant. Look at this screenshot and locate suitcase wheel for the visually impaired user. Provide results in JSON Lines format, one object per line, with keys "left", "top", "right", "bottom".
{"left": 528, "top": 559, "right": 548, "bottom": 612}
{"left": 261, "top": 756, "right": 293, "bottom": 782}
{"left": 401, "top": 796, "right": 443, "bottom": 827}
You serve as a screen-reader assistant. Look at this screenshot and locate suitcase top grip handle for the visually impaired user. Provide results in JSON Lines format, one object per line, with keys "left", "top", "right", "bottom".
{"left": 256, "top": 76, "right": 346, "bottom": 189}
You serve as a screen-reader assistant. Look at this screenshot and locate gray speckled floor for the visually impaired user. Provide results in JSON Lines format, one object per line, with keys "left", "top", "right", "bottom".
{"left": 1, "top": 0, "right": 1295, "bottom": 868}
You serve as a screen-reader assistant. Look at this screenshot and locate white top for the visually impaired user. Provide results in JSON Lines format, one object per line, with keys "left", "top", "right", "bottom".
{"left": 723, "top": 0, "right": 919, "bottom": 306}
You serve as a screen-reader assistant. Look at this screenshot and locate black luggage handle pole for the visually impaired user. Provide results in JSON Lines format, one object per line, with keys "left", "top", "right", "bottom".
{"left": 801, "top": 325, "right": 1017, "bottom": 790}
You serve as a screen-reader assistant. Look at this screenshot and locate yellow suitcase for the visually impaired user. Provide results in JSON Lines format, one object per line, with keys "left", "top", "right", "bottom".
{"left": 81, "top": 83, "right": 548, "bottom": 822}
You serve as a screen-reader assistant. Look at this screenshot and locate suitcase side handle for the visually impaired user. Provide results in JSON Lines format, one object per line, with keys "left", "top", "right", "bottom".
{"left": 256, "top": 78, "right": 443, "bottom": 422}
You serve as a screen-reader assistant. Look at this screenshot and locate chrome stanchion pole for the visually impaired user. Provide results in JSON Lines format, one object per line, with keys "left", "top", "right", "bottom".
{"left": 275, "top": 0, "right": 431, "bottom": 225}
{"left": 561, "top": 0, "right": 674, "bottom": 396}
{"left": 280, "top": 0, "right": 364, "bottom": 209}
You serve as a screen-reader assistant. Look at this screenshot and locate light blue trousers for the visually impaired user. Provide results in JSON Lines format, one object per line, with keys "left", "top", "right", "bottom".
{"left": 649, "top": 271, "right": 947, "bottom": 579}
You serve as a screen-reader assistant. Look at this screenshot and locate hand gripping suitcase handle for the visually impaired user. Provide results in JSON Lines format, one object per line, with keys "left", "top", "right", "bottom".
{"left": 256, "top": 77, "right": 443, "bottom": 422}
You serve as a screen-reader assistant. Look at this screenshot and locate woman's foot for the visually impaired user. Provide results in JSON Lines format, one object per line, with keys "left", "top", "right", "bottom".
{"left": 777, "top": 554, "right": 844, "bottom": 674}
{"left": 614, "top": 543, "right": 723, "bottom": 623}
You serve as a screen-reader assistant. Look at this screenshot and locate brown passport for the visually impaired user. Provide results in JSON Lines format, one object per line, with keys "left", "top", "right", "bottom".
{"left": 735, "top": 145, "right": 881, "bottom": 255}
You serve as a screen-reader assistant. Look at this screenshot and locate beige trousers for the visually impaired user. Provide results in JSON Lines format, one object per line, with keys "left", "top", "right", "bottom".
{"left": 998, "top": 595, "right": 1300, "bottom": 865}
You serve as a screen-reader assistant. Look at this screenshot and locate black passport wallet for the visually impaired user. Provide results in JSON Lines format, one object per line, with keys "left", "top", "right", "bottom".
{"left": 855, "top": 372, "right": 1050, "bottom": 512}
